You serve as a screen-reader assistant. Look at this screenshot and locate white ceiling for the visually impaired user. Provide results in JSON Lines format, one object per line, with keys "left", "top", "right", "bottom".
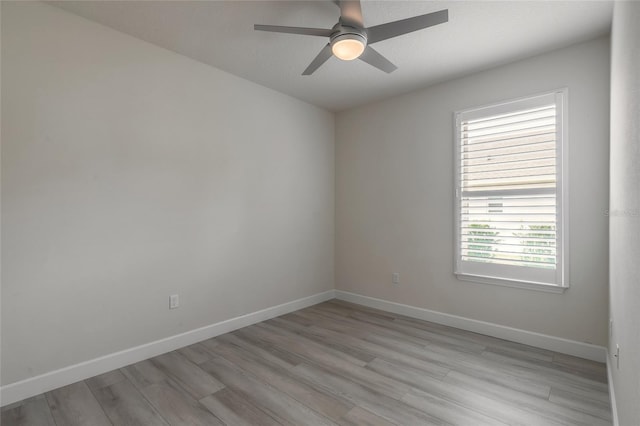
{"left": 50, "top": 1, "right": 613, "bottom": 111}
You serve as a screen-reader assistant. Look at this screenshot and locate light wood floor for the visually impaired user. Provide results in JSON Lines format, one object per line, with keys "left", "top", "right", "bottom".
{"left": 2, "top": 300, "right": 612, "bottom": 426}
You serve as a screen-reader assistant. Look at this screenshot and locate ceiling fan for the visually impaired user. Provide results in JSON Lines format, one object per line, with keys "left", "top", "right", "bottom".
{"left": 254, "top": 0, "right": 448, "bottom": 75}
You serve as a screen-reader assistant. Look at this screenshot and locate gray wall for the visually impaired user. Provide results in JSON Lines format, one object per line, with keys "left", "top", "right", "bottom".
{"left": 1, "top": 2, "right": 334, "bottom": 386}
{"left": 336, "top": 37, "right": 610, "bottom": 346}
{"left": 609, "top": 2, "right": 640, "bottom": 424}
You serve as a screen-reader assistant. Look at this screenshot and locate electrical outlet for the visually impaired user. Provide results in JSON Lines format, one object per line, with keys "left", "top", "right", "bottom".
{"left": 169, "top": 294, "right": 179, "bottom": 309}
{"left": 392, "top": 273, "right": 400, "bottom": 285}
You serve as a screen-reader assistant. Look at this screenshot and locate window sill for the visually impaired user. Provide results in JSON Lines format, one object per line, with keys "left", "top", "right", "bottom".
{"left": 455, "top": 273, "right": 568, "bottom": 294}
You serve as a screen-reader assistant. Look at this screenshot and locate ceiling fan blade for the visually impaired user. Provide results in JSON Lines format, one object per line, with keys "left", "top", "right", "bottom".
{"left": 366, "top": 9, "right": 448, "bottom": 44}
{"left": 338, "top": 0, "right": 364, "bottom": 27}
{"left": 358, "top": 46, "right": 397, "bottom": 73}
{"left": 254, "top": 24, "right": 332, "bottom": 37}
{"left": 302, "top": 43, "right": 333, "bottom": 75}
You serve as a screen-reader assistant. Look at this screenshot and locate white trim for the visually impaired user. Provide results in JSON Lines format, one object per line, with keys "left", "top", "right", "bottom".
{"left": 606, "top": 351, "right": 620, "bottom": 426}
{"left": 456, "top": 91, "right": 558, "bottom": 120}
{"left": 335, "top": 290, "right": 606, "bottom": 362}
{"left": 455, "top": 272, "right": 567, "bottom": 293}
{"left": 557, "top": 88, "right": 570, "bottom": 289}
{"left": 0, "top": 290, "right": 335, "bottom": 407}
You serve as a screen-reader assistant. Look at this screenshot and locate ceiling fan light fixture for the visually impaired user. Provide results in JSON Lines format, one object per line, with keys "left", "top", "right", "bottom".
{"left": 331, "top": 33, "right": 366, "bottom": 61}
{"left": 255, "top": 2, "right": 448, "bottom": 75}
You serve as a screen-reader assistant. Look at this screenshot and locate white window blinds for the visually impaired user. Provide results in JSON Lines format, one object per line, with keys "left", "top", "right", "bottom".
{"left": 454, "top": 91, "right": 568, "bottom": 290}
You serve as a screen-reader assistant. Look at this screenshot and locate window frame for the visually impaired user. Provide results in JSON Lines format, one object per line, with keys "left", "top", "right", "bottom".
{"left": 453, "top": 89, "right": 569, "bottom": 293}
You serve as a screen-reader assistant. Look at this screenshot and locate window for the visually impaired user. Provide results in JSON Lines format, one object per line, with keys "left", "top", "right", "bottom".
{"left": 454, "top": 90, "right": 568, "bottom": 292}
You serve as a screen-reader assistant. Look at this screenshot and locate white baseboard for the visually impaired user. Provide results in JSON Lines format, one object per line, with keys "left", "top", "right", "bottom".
{"left": 0, "top": 289, "right": 335, "bottom": 407}
{"left": 335, "top": 290, "right": 607, "bottom": 363}
{"left": 606, "top": 352, "right": 620, "bottom": 426}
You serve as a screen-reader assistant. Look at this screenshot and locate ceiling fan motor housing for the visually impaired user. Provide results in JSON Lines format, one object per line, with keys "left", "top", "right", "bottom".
{"left": 330, "top": 23, "right": 368, "bottom": 45}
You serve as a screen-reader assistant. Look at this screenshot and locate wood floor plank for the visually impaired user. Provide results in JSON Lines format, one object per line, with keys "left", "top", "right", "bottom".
{"left": 366, "top": 357, "right": 451, "bottom": 392}
{"left": 402, "top": 379, "right": 560, "bottom": 426}
{"left": 150, "top": 351, "right": 225, "bottom": 399}
{"left": 393, "top": 315, "right": 537, "bottom": 354}
{"left": 316, "top": 301, "right": 481, "bottom": 352}
{"left": 217, "top": 332, "right": 303, "bottom": 370}
{"left": 351, "top": 310, "right": 486, "bottom": 353}
{"left": 45, "top": 381, "right": 111, "bottom": 426}
{"left": 231, "top": 328, "right": 309, "bottom": 367}
{"left": 242, "top": 322, "right": 370, "bottom": 372}
{"left": 484, "top": 342, "right": 555, "bottom": 363}
{"left": 400, "top": 386, "right": 511, "bottom": 426}
{"left": 443, "top": 370, "right": 611, "bottom": 426}
{"left": 198, "top": 338, "right": 219, "bottom": 353}
{"left": 292, "top": 362, "right": 444, "bottom": 426}
{"left": 177, "top": 343, "right": 215, "bottom": 365}
{"left": 255, "top": 322, "right": 369, "bottom": 368}
{"left": 338, "top": 406, "right": 396, "bottom": 426}
{"left": 199, "top": 388, "right": 282, "bottom": 426}
{"left": 249, "top": 322, "right": 413, "bottom": 399}
{"left": 121, "top": 359, "right": 169, "bottom": 390}
{"left": 550, "top": 353, "right": 609, "bottom": 383}
{"left": 91, "top": 379, "right": 168, "bottom": 426}
{"left": 329, "top": 300, "right": 551, "bottom": 358}
{"left": 200, "top": 388, "right": 282, "bottom": 426}
{"left": 549, "top": 387, "right": 612, "bottom": 421}
{"left": 367, "top": 356, "right": 550, "bottom": 425}
{"left": 430, "top": 342, "right": 610, "bottom": 406}
{"left": 279, "top": 311, "right": 316, "bottom": 326}
{"left": 270, "top": 317, "right": 377, "bottom": 364}
{"left": 139, "top": 379, "right": 225, "bottom": 426}
{"left": 86, "top": 369, "right": 127, "bottom": 391}
{"left": 1, "top": 396, "right": 56, "bottom": 426}
{"left": 553, "top": 352, "right": 608, "bottom": 377}
{"left": 200, "top": 356, "right": 338, "bottom": 426}
{"left": 302, "top": 323, "right": 450, "bottom": 379}
{"left": 290, "top": 309, "right": 370, "bottom": 337}
{"left": 305, "top": 305, "right": 465, "bottom": 355}
{"left": 421, "top": 342, "right": 554, "bottom": 399}
{"left": 549, "top": 380, "right": 611, "bottom": 405}
{"left": 303, "top": 308, "right": 436, "bottom": 349}
{"left": 209, "top": 340, "right": 354, "bottom": 422}
{"left": 443, "top": 368, "right": 551, "bottom": 407}
{"left": 325, "top": 300, "right": 492, "bottom": 349}
{"left": 266, "top": 316, "right": 310, "bottom": 333}
{"left": 481, "top": 350, "right": 609, "bottom": 392}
